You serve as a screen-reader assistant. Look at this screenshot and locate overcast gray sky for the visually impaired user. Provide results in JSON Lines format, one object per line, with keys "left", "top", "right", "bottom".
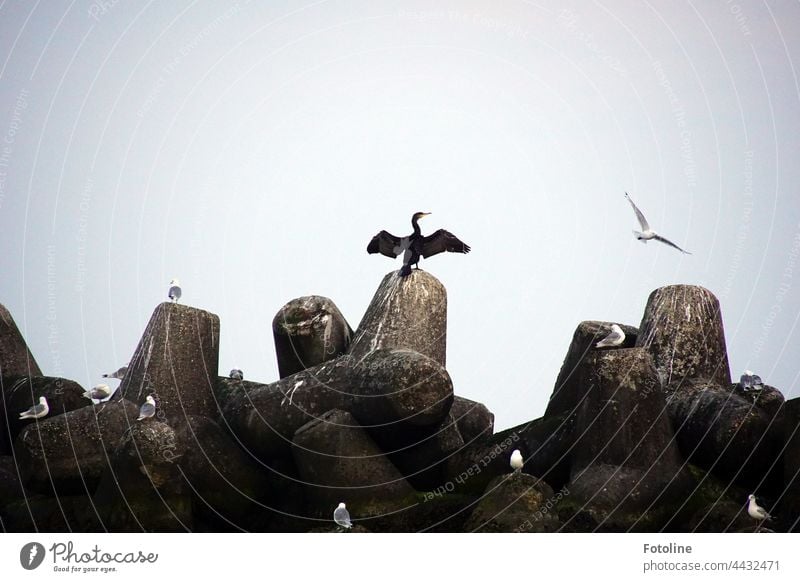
{"left": 1, "top": 0, "right": 798, "bottom": 430}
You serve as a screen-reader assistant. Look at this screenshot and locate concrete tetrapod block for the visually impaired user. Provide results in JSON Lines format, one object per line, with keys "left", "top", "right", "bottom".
{"left": 14, "top": 398, "right": 139, "bottom": 495}
{"left": 222, "top": 349, "right": 453, "bottom": 460}
{"left": 565, "top": 349, "right": 690, "bottom": 530}
{"left": 464, "top": 473, "right": 563, "bottom": 532}
{"left": 272, "top": 295, "right": 353, "bottom": 378}
{"left": 666, "top": 378, "right": 783, "bottom": 490}
{"left": 781, "top": 397, "right": 800, "bottom": 531}
{"left": 348, "top": 270, "right": 447, "bottom": 367}
{"left": 636, "top": 285, "right": 731, "bottom": 389}
{"left": 450, "top": 395, "right": 495, "bottom": 444}
{"left": 93, "top": 421, "right": 192, "bottom": 532}
{"left": 546, "top": 320, "right": 639, "bottom": 417}
{"left": 291, "top": 409, "right": 417, "bottom": 521}
{"left": 2, "top": 376, "right": 88, "bottom": 444}
{"left": 0, "top": 304, "right": 42, "bottom": 378}
{"left": 116, "top": 302, "right": 220, "bottom": 423}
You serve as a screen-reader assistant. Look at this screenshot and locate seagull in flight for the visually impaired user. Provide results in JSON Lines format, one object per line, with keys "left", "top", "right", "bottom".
{"left": 596, "top": 324, "right": 626, "bottom": 348}
{"left": 625, "top": 193, "right": 691, "bottom": 254}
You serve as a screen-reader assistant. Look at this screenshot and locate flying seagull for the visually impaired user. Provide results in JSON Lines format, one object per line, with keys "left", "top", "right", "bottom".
{"left": 229, "top": 368, "right": 244, "bottom": 381}
{"left": 168, "top": 279, "right": 182, "bottom": 303}
{"left": 333, "top": 502, "right": 352, "bottom": 530}
{"left": 19, "top": 396, "right": 49, "bottom": 420}
{"left": 510, "top": 449, "right": 524, "bottom": 473}
{"left": 367, "top": 212, "right": 470, "bottom": 276}
{"left": 102, "top": 364, "right": 128, "bottom": 380}
{"left": 137, "top": 395, "right": 157, "bottom": 421}
{"left": 747, "top": 494, "right": 773, "bottom": 525}
{"left": 625, "top": 193, "right": 691, "bottom": 254}
{"left": 595, "top": 324, "right": 626, "bottom": 348}
{"left": 83, "top": 383, "right": 113, "bottom": 400}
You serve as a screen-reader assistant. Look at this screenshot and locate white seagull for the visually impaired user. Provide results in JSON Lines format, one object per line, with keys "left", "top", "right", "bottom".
{"left": 747, "top": 494, "right": 773, "bottom": 523}
{"left": 19, "top": 396, "right": 49, "bottom": 420}
{"left": 168, "top": 279, "right": 182, "bottom": 303}
{"left": 102, "top": 364, "right": 128, "bottom": 380}
{"left": 137, "top": 395, "right": 157, "bottom": 421}
{"left": 595, "top": 324, "right": 626, "bottom": 348}
{"left": 740, "top": 370, "right": 764, "bottom": 391}
{"left": 625, "top": 193, "right": 691, "bottom": 254}
{"left": 229, "top": 368, "right": 244, "bottom": 381}
{"left": 333, "top": 502, "right": 352, "bottom": 529}
{"left": 83, "top": 383, "right": 113, "bottom": 401}
{"left": 510, "top": 449, "right": 524, "bottom": 472}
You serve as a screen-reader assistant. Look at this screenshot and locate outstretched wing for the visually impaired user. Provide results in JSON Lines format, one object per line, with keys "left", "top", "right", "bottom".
{"left": 653, "top": 234, "right": 691, "bottom": 254}
{"left": 367, "top": 230, "right": 402, "bottom": 258}
{"left": 625, "top": 193, "right": 649, "bottom": 231}
{"left": 420, "top": 229, "right": 471, "bottom": 258}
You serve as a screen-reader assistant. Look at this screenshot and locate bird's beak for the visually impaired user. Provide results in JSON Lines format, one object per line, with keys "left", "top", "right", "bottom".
{"left": 422, "top": 212, "right": 431, "bottom": 218}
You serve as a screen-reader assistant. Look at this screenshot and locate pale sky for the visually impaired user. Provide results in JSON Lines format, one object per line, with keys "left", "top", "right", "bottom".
{"left": 1, "top": 1, "right": 798, "bottom": 430}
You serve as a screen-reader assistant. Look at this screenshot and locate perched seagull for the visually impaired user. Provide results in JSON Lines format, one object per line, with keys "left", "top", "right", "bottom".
{"left": 333, "top": 502, "right": 352, "bottom": 530}
{"left": 510, "top": 449, "right": 524, "bottom": 473}
{"left": 168, "top": 279, "right": 182, "bottom": 303}
{"left": 747, "top": 494, "right": 773, "bottom": 523}
{"left": 83, "top": 383, "right": 113, "bottom": 401}
{"left": 229, "top": 368, "right": 244, "bottom": 381}
{"left": 102, "top": 364, "right": 128, "bottom": 380}
{"left": 595, "top": 324, "right": 626, "bottom": 348}
{"left": 137, "top": 395, "right": 157, "bottom": 421}
{"left": 19, "top": 396, "right": 49, "bottom": 420}
{"left": 625, "top": 193, "right": 691, "bottom": 254}
{"left": 740, "top": 370, "right": 764, "bottom": 391}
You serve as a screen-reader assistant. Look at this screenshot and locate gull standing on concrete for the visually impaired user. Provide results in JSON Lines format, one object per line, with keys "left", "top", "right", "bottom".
{"left": 740, "top": 370, "right": 764, "bottom": 391}
{"left": 333, "top": 502, "right": 352, "bottom": 530}
{"left": 168, "top": 279, "right": 182, "bottom": 303}
{"left": 510, "top": 449, "right": 524, "bottom": 473}
{"left": 747, "top": 494, "right": 774, "bottom": 530}
{"left": 102, "top": 364, "right": 128, "bottom": 380}
{"left": 19, "top": 396, "right": 49, "bottom": 420}
{"left": 83, "top": 383, "right": 113, "bottom": 401}
{"left": 229, "top": 368, "right": 244, "bottom": 381}
{"left": 137, "top": 395, "right": 157, "bottom": 421}
{"left": 625, "top": 193, "right": 691, "bottom": 254}
{"left": 595, "top": 324, "right": 626, "bottom": 348}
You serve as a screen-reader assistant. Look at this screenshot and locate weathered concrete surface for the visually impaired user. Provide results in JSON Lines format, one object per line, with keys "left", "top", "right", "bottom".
{"left": 116, "top": 302, "right": 220, "bottom": 422}
{"left": 570, "top": 348, "right": 683, "bottom": 475}
{"left": 450, "top": 396, "right": 494, "bottom": 444}
{"left": 291, "top": 409, "right": 416, "bottom": 518}
{"left": 780, "top": 397, "right": 800, "bottom": 529}
{"left": 636, "top": 285, "right": 731, "bottom": 389}
{"left": 444, "top": 412, "right": 576, "bottom": 495}
{"left": 0, "top": 455, "right": 25, "bottom": 505}
{"left": 14, "top": 398, "right": 139, "bottom": 495}
{"left": 464, "top": 473, "right": 562, "bottom": 532}
{"left": 272, "top": 296, "right": 352, "bottom": 378}
{"left": 0, "top": 304, "right": 42, "bottom": 378}
{"left": 666, "top": 379, "right": 782, "bottom": 489}
{"left": 222, "top": 349, "right": 453, "bottom": 460}
{"left": 546, "top": 320, "right": 639, "bottom": 418}
{"left": 2, "top": 376, "right": 88, "bottom": 442}
{"left": 1, "top": 494, "right": 103, "bottom": 532}
{"left": 176, "top": 415, "right": 271, "bottom": 530}
{"left": 386, "top": 411, "right": 464, "bottom": 490}
{"left": 93, "top": 421, "right": 191, "bottom": 532}
{"left": 348, "top": 270, "right": 447, "bottom": 367}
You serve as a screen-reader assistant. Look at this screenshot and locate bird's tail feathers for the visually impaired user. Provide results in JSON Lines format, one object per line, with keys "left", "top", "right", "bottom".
{"left": 399, "top": 264, "right": 412, "bottom": 277}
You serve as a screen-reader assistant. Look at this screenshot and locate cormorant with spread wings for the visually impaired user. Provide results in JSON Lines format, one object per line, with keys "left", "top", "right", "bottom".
{"left": 367, "top": 212, "right": 470, "bottom": 276}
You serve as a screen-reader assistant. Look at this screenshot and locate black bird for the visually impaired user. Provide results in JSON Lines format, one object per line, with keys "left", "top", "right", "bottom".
{"left": 367, "top": 212, "right": 471, "bottom": 276}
